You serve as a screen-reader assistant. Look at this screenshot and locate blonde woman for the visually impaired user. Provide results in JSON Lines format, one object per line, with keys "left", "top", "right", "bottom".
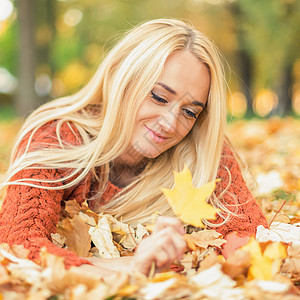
{"left": 0, "top": 19, "right": 267, "bottom": 276}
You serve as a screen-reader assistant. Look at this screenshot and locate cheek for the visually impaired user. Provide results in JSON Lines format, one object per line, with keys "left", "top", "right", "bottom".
{"left": 135, "top": 102, "right": 152, "bottom": 122}
{"left": 177, "top": 121, "right": 195, "bottom": 139}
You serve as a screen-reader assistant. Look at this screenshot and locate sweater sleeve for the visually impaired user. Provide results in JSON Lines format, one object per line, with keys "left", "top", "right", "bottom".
{"left": 209, "top": 141, "right": 268, "bottom": 237}
{"left": 0, "top": 121, "right": 92, "bottom": 268}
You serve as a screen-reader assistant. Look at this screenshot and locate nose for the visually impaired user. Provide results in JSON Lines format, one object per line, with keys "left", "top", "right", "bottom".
{"left": 158, "top": 110, "right": 178, "bottom": 133}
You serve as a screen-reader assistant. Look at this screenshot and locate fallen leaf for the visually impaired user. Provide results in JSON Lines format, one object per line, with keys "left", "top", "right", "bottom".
{"left": 191, "top": 264, "right": 245, "bottom": 299}
{"left": 256, "top": 171, "right": 284, "bottom": 195}
{"left": 256, "top": 222, "right": 300, "bottom": 243}
{"left": 0, "top": 248, "right": 41, "bottom": 285}
{"left": 64, "top": 199, "right": 82, "bottom": 217}
{"left": 140, "top": 278, "right": 177, "bottom": 300}
{"left": 241, "top": 238, "right": 287, "bottom": 280}
{"left": 255, "top": 280, "right": 289, "bottom": 293}
{"left": 56, "top": 214, "right": 91, "bottom": 257}
{"left": 221, "top": 249, "right": 251, "bottom": 279}
{"left": 184, "top": 230, "right": 225, "bottom": 252}
{"left": 281, "top": 241, "right": 300, "bottom": 275}
{"left": 221, "top": 231, "right": 250, "bottom": 259}
{"left": 89, "top": 216, "right": 120, "bottom": 258}
{"left": 51, "top": 232, "right": 66, "bottom": 248}
{"left": 162, "top": 165, "right": 220, "bottom": 227}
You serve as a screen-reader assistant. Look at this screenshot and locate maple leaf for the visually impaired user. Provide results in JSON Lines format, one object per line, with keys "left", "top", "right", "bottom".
{"left": 161, "top": 165, "right": 220, "bottom": 227}
{"left": 241, "top": 238, "right": 287, "bottom": 280}
{"left": 56, "top": 214, "right": 91, "bottom": 257}
{"left": 184, "top": 230, "right": 226, "bottom": 251}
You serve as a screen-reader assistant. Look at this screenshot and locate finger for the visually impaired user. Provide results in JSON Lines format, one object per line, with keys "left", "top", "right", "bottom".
{"left": 153, "top": 229, "right": 187, "bottom": 265}
{"left": 154, "top": 247, "right": 172, "bottom": 268}
{"left": 154, "top": 216, "right": 184, "bottom": 235}
{"left": 155, "top": 226, "right": 187, "bottom": 254}
{"left": 169, "top": 231, "right": 187, "bottom": 259}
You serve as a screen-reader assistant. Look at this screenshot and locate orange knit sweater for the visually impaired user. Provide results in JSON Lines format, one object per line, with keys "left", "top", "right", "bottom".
{"left": 0, "top": 121, "right": 268, "bottom": 268}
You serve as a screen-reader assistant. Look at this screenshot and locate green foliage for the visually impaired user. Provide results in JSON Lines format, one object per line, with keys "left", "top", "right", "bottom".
{"left": 0, "top": 20, "right": 17, "bottom": 75}
{"left": 0, "top": 0, "right": 299, "bottom": 116}
{"left": 234, "top": 0, "right": 300, "bottom": 89}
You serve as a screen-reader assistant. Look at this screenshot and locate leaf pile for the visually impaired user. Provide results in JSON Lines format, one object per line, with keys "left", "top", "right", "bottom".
{"left": 0, "top": 117, "right": 299, "bottom": 298}
{"left": 0, "top": 191, "right": 299, "bottom": 298}
{"left": 227, "top": 117, "right": 300, "bottom": 220}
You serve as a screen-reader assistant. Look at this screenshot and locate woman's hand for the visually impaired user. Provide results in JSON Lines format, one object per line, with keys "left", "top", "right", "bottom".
{"left": 80, "top": 216, "right": 186, "bottom": 277}
{"left": 130, "top": 216, "right": 186, "bottom": 276}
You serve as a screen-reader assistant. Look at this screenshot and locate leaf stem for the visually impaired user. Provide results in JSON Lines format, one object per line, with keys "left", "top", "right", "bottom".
{"left": 268, "top": 200, "right": 287, "bottom": 228}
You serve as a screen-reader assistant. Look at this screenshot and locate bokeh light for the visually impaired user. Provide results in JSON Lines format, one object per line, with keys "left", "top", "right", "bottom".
{"left": 84, "top": 44, "right": 103, "bottom": 65}
{"left": 0, "top": 0, "right": 14, "bottom": 22}
{"left": 253, "top": 89, "right": 278, "bottom": 117}
{"left": 292, "top": 90, "right": 300, "bottom": 115}
{"left": 51, "top": 78, "right": 66, "bottom": 98}
{"left": 35, "top": 74, "right": 52, "bottom": 97}
{"left": 57, "top": 61, "right": 90, "bottom": 91}
{"left": 64, "top": 8, "right": 83, "bottom": 27}
{"left": 227, "top": 91, "right": 247, "bottom": 118}
{"left": 0, "top": 68, "right": 17, "bottom": 94}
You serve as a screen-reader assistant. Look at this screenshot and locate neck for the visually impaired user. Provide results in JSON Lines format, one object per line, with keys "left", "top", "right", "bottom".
{"left": 109, "top": 154, "right": 149, "bottom": 188}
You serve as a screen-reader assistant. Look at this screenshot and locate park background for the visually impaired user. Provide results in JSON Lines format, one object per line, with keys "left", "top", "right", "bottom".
{"left": 0, "top": 1, "right": 299, "bottom": 296}
{"left": 0, "top": 0, "right": 299, "bottom": 216}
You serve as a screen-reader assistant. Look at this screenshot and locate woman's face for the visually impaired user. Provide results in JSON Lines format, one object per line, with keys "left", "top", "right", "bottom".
{"left": 121, "top": 50, "right": 210, "bottom": 165}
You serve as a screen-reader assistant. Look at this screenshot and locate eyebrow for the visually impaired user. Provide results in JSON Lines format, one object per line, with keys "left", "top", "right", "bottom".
{"left": 157, "top": 82, "right": 177, "bottom": 95}
{"left": 156, "top": 82, "right": 205, "bottom": 108}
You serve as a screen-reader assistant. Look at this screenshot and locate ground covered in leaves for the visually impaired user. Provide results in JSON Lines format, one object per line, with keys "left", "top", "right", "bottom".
{"left": 0, "top": 117, "right": 299, "bottom": 299}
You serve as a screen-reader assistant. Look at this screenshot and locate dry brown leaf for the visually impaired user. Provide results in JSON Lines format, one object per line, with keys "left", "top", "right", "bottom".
{"left": 40, "top": 250, "right": 119, "bottom": 296}
{"left": 56, "top": 214, "right": 91, "bottom": 257}
{"left": 89, "top": 216, "right": 120, "bottom": 258}
{"left": 197, "top": 250, "right": 220, "bottom": 272}
{"left": 0, "top": 243, "right": 29, "bottom": 259}
{"left": 64, "top": 199, "right": 82, "bottom": 217}
{"left": 222, "top": 249, "right": 251, "bottom": 279}
{"left": 184, "top": 229, "right": 226, "bottom": 251}
{"left": 281, "top": 242, "right": 300, "bottom": 274}
{"left": 0, "top": 263, "right": 11, "bottom": 285}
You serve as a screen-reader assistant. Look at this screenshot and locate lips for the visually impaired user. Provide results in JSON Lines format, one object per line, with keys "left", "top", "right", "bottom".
{"left": 145, "top": 126, "right": 168, "bottom": 144}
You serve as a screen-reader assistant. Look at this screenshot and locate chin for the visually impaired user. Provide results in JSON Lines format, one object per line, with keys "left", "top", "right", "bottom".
{"left": 133, "top": 145, "right": 163, "bottom": 159}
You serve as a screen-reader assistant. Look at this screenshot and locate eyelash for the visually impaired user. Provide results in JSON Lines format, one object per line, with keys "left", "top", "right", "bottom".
{"left": 150, "top": 91, "right": 198, "bottom": 119}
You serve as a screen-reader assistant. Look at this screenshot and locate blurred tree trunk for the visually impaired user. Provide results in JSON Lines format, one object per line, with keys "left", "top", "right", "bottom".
{"left": 237, "top": 49, "right": 253, "bottom": 116}
{"left": 16, "top": 0, "right": 38, "bottom": 117}
{"left": 229, "top": 2, "right": 254, "bottom": 116}
{"left": 35, "top": 0, "right": 56, "bottom": 102}
{"left": 272, "top": 65, "right": 292, "bottom": 116}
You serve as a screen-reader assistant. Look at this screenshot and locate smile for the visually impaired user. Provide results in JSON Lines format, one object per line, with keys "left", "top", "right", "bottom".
{"left": 145, "top": 126, "right": 168, "bottom": 144}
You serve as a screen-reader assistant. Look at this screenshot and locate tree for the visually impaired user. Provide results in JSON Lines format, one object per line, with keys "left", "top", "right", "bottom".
{"left": 16, "top": 0, "right": 38, "bottom": 117}
{"left": 231, "top": 0, "right": 300, "bottom": 116}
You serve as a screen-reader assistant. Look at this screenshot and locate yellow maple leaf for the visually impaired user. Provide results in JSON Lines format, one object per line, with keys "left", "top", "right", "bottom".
{"left": 161, "top": 165, "right": 220, "bottom": 227}
{"left": 241, "top": 238, "right": 287, "bottom": 280}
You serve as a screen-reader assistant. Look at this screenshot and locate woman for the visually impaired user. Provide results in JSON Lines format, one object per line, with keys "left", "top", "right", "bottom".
{"left": 0, "top": 19, "right": 267, "bottom": 276}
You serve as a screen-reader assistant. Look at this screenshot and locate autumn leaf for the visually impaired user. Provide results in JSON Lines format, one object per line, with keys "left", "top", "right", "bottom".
{"left": 241, "top": 238, "right": 287, "bottom": 280}
{"left": 184, "top": 230, "right": 226, "bottom": 251}
{"left": 89, "top": 216, "right": 120, "bottom": 258}
{"left": 56, "top": 214, "right": 91, "bottom": 257}
{"left": 221, "top": 249, "right": 251, "bottom": 280}
{"left": 281, "top": 242, "right": 300, "bottom": 275}
{"left": 221, "top": 231, "right": 251, "bottom": 259}
{"left": 161, "top": 165, "right": 220, "bottom": 227}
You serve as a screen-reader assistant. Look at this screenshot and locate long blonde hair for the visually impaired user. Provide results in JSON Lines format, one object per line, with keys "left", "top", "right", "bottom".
{"left": 2, "top": 18, "right": 228, "bottom": 225}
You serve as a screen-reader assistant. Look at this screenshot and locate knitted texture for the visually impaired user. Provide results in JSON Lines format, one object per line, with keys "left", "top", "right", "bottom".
{"left": 0, "top": 121, "right": 267, "bottom": 267}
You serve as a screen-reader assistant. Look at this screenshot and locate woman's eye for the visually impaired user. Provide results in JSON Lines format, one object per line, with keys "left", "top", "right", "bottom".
{"left": 183, "top": 109, "right": 197, "bottom": 119}
{"left": 151, "top": 91, "right": 168, "bottom": 104}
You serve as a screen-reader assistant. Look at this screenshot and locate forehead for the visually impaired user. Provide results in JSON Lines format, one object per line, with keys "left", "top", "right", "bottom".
{"left": 157, "top": 50, "right": 210, "bottom": 101}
